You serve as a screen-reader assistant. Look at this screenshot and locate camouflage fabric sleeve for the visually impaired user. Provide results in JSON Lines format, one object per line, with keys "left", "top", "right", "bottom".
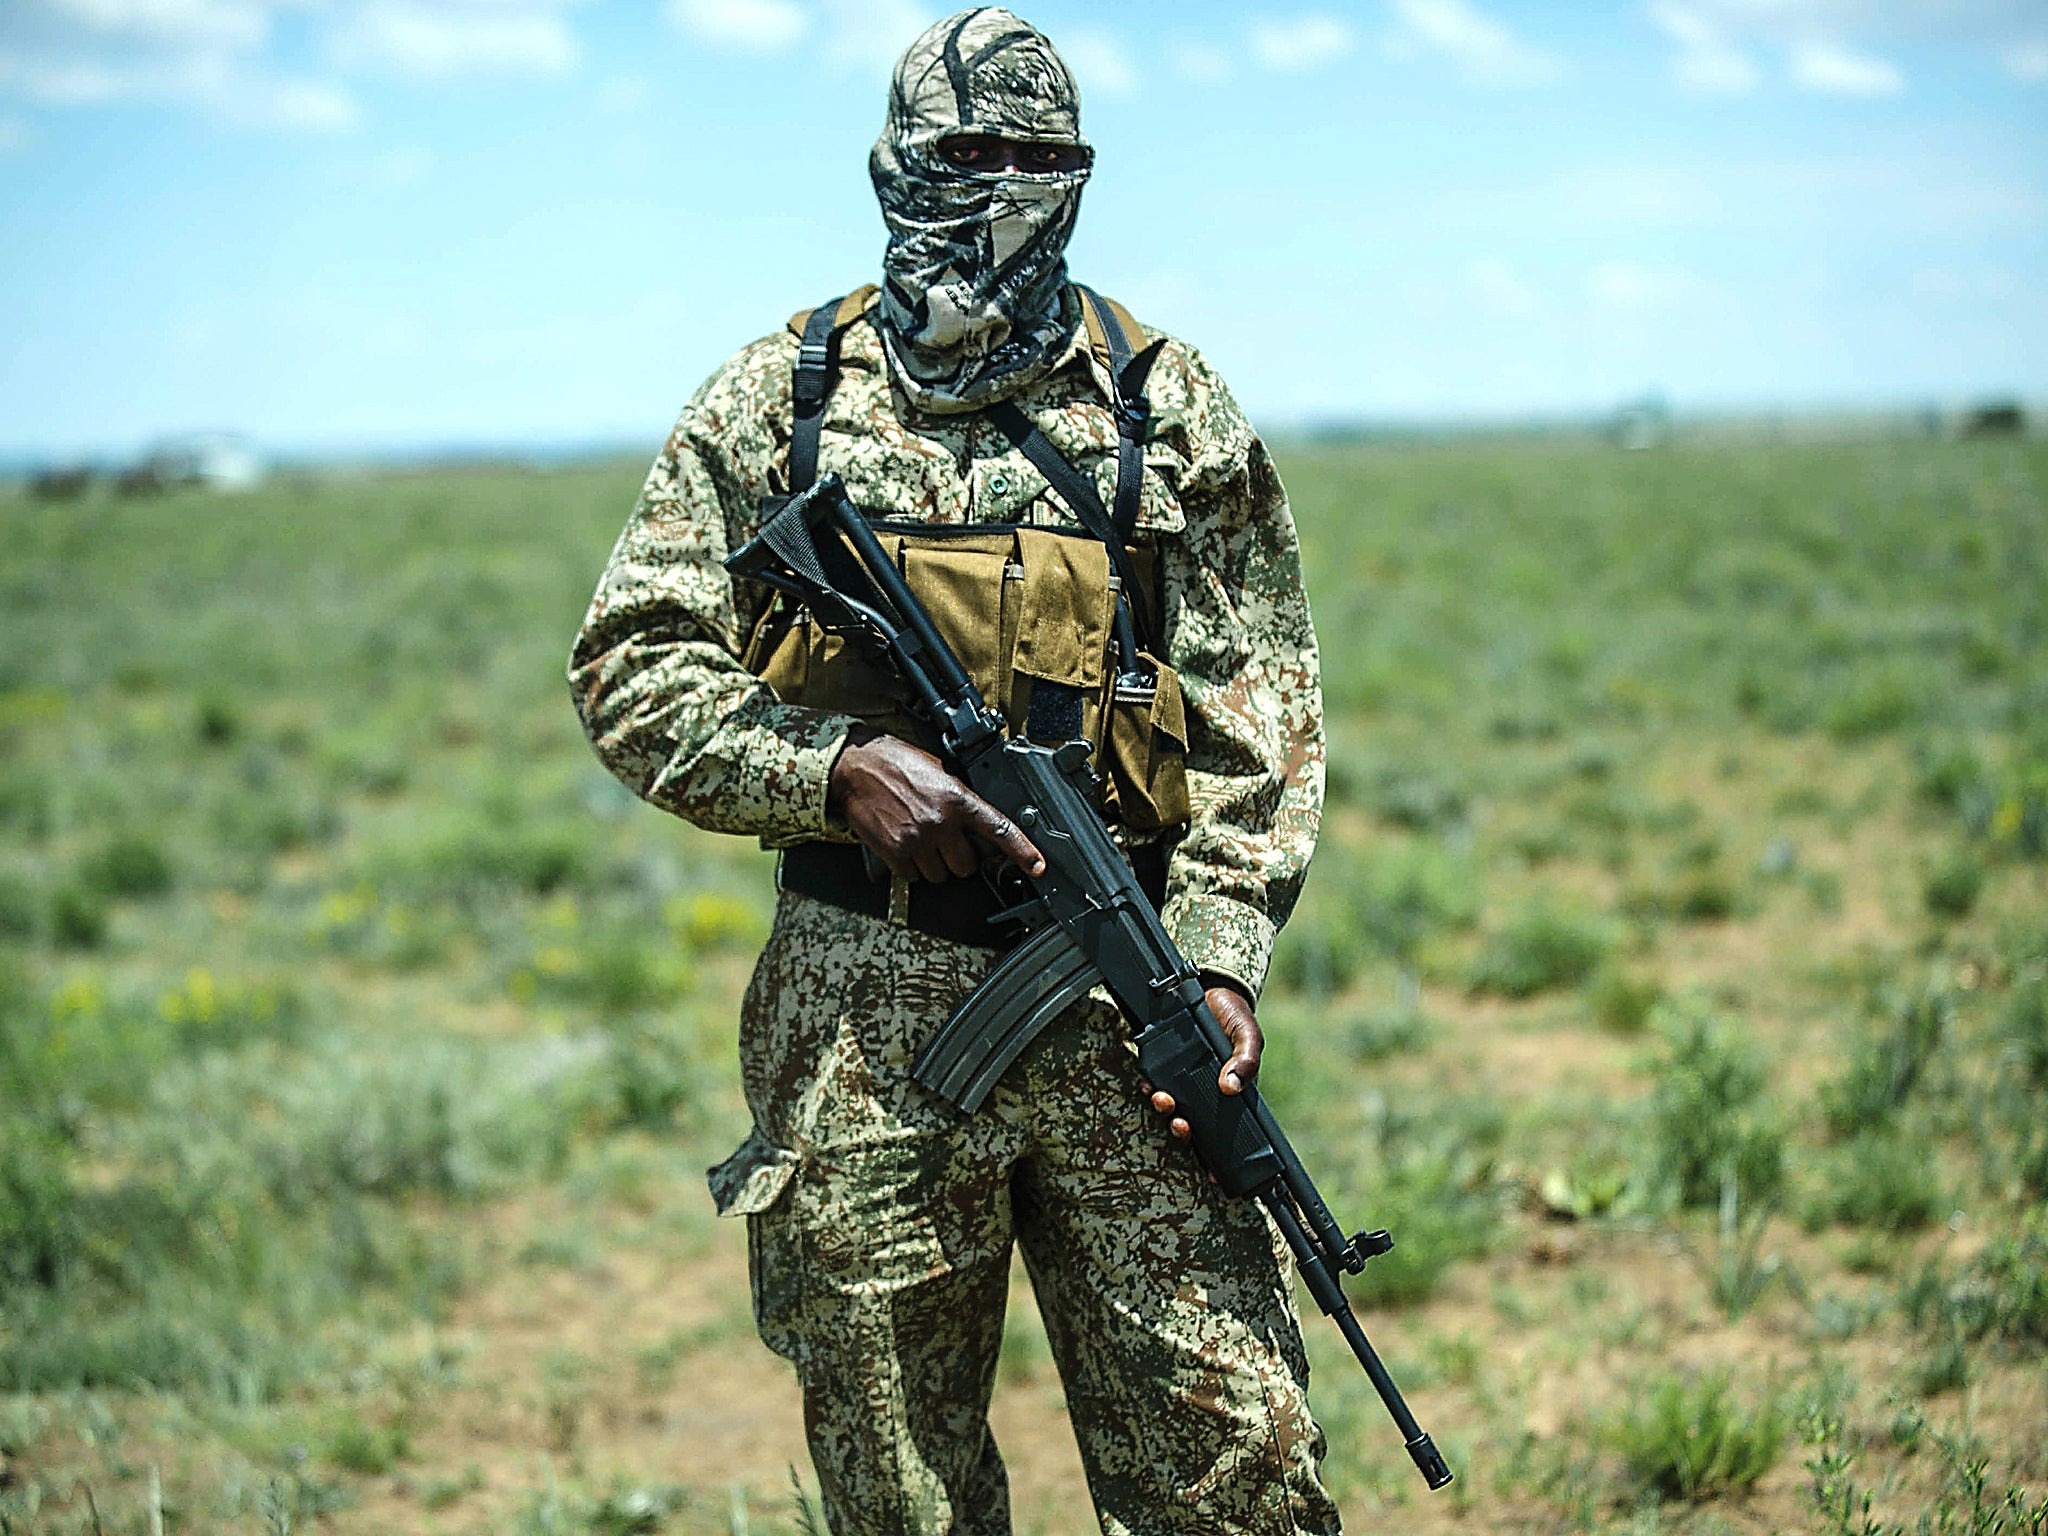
{"left": 1152, "top": 346, "right": 1327, "bottom": 1001}
{"left": 568, "top": 337, "right": 862, "bottom": 840}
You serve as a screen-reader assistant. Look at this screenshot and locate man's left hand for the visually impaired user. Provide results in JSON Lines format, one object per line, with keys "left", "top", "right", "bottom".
{"left": 1146, "top": 982, "right": 1263, "bottom": 1145}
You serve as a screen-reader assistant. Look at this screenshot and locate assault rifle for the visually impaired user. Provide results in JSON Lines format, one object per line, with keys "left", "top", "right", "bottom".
{"left": 726, "top": 474, "right": 1453, "bottom": 1491}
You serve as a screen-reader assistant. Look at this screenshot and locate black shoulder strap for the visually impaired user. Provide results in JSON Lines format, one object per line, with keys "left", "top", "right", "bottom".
{"left": 789, "top": 297, "right": 847, "bottom": 494}
{"left": 1075, "top": 284, "right": 1166, "bottom": 546}
{"left": 986, "top": 399, "right": 1158, "bottom": 657}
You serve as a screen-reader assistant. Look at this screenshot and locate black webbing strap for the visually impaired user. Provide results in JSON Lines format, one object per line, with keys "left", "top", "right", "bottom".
{"left": 1076, "top": 284, "right": 1166, "bottom": 546}
{"left": 985, "top": 398, "right": 1159, "bottom": 656}
{"left": 788, "top": 297, "right": 846, "bottom": 494}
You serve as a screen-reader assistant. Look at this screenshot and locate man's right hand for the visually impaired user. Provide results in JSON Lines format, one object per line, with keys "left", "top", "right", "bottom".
{"left": 828, "top": 725, "right": 1046, "bottom": 884}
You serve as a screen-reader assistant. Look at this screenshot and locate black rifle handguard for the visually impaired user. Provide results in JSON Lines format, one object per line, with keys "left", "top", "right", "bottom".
{"left": 1133, "top": 1007, "right": 1284, "bottom": 1199}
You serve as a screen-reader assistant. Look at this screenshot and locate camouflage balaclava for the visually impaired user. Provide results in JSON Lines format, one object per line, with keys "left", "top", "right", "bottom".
{"left": 870, "top": 7, "right": 1092, "bottom": 415}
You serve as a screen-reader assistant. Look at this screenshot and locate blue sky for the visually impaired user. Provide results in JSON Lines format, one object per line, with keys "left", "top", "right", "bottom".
{"left": 2, "top": 0, "right": 2044, "bottom": 460}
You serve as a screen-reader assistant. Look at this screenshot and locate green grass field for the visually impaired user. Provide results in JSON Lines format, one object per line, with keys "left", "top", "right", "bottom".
{"left": 2, "top": 434, "right": 2044, "bottom": 1534}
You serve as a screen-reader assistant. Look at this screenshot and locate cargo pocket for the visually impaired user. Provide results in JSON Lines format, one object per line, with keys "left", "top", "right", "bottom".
{"left": 1106, "top": 660, "right": 1190, "bottom": 832}
{"left": 707, "top": 1127, "right": 806, "bottom": 1363}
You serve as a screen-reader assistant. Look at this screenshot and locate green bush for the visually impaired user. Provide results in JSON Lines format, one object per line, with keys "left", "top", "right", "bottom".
{"left": 1468, "top": 904, "right": 1612, "bottom": 998}
{"left": 1335, "top": 1005, "right": 1429, "bottom": 1062}
{"left": 1901, "top": 1209, "right": 2048, "bottom": 1350}
{"left": 1336, "top": 1101, "right": 1504, "bottom": 1306}
{"left": 1806, "top": 1132, "right": 1945, "bottom": 1230}
{"left": 2002, "top": 976, "right": 2048, "bottom": 1092}
{"left": 79, "top": 832, "right": 175, "bottom": 898}
{"left": 0, "top": 871, "right": 37, "bottom": 938}
{"left": 0, "top": 1120, "right": 79, "bottom": 1289}
{"left": 371, "top": 815, "right": 593, "bottom": 901}
{"left": 1923, "top": 852, "right": 1986, "bottom": 919}
{"left": 1825, "top": 667, "right": 1924, "bottom": 741}
{"left": 1267, "top": 902, "right": 1360, "bottom": 999}
{"left": 1647, "top": 1007, "right": 1785, "bottom": 1209}
{"left": 1589, "top": 968, "right": 1663, "bottom": 1034}
{"left": 1611, "top": 1371, "right": 1788, "bottom": 1501}
{"left": 48, "top": 883, "right": 106, "bottom": 949}
{"left": 323, "top": 1411, "right": 413, "bottom": 1475}
{"left": 1821, "top": 981, "right": 1952, "bottom": 1137}
{"left": 1674, "top": 870, "right": 1741, "bottom": 922}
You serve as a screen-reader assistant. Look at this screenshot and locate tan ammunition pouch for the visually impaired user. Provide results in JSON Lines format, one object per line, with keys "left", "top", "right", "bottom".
{"left": 741, "top": 520, "right": 1190, "bottom": 835}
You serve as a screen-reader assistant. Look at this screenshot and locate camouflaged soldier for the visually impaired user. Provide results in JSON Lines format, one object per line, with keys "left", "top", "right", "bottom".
{"left": 570, "top": 9, "right": 1338, "bottom": 1532}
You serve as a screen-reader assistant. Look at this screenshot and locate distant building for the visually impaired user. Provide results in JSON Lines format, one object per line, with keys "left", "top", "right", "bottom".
{"left": 1609, "top": 393, "right": 1671, "bottom": 451}
{"left": 119, "top": 434, "right": 266, "bottom": 495}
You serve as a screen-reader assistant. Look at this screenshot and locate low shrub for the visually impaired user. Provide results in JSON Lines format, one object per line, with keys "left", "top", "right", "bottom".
{"left": 1805, "top": 1132, "right": 1945, "bottom": 1231}
{"left": 1469, "top": 904, "right": 1612, "bottom": 999}
{"left": 1900, "top": 1209, "right": 2048, "bottom": 1350}
{"left": 78, "top": 832, "right": 175, "bottom": 899}
{"left": 1646, "top": 1006, "right": 1785, "bottom": 1209}
{"left": 1339, "top": 1101, "right": 1505, "bottom": 1306}
{"left": 1674, "top": 870, "right": 1741, "bottom": 922}
{"left": 1612, "top": 1371, "right": 1788, "bottom": 1501}
{"left": 1923, "top": 852, "right": 1986, "bottom": 919}
{"left": 1589, "top": 968, "right": 1663, "bottom": 1034}
{"left": 371, "top": 815, "right": 593, "bottom": 901}
{"left": 1821, "top": 981, "right": 1953, "bottom": 1137}
{"left": 1335, "top": 1004, "right": 1429, "bottom": 1062}
{"left": 1363, "top": 768, "right": 1468, "bottom": 833}
{"left": 48, "top": 883, "right": 107, "bottom": 949}
{"left": 1825, "top": 667, "right": 1924, "bottom": 741}
{"left": 2002, "top": 976, "right": 2048, "bottom": 1091}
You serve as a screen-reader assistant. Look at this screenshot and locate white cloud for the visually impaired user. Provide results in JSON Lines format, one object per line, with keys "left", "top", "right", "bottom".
{"left": 1587, "top": 260, "right": 1714, "bottom": 312}
{"left": 1168, "top": 39, "right": 1233, "bottom": 84}
{"left": 1642, "top": 0, "right": 2048, "bottom": 95}
{"left": 819, "top": 0, "right": 932, "bottom": 71}
{"left": 1249, "top": 15, "right": 1357, "bottom": 74}
{"left": 329, "top": 3, "right": 579, "bottom": 80}
{"left": 1644, "top": 1, "right": 1758, "bottom": 93}
{"left": 1388, "top": 0, "right": 1560, "bottom": 85}
{"left": 28, "top": 0, "right": 273, "bottom": 52}
{"left": 2006, "top": 39, "right": 2048, "bottom": 81}
{"left": 0, "top": 21, "right": 360, "bottom": 130}
{"left": 214, "top": 69, "right": 357, "bottom": 128}
{"left": 595, "top": 75, "right": 651, "bottom": 113}
{"left": 1790, "top": 38, "right": 1904, "bottom": 95}
{"left": 335, "top": 143, "right": 435, "bottom": 189}
{"left": 1060, "top": 26, "right": 1138, "bottom": 99}
{"left": 667, "top": 0, "right": 809, "bottom": 53}
{"left": 0, "top": 1, "right": 623, "bottom": 129}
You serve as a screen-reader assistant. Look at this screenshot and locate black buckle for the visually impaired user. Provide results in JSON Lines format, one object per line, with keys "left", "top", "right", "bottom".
{"left": 793, "top": 345, "right": 831, "bottom": 412}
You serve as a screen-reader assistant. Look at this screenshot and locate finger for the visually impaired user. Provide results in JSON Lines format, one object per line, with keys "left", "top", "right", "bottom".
{"left": 1220, "top": 1040, "right": 1258, "bottom": 1095}
{"left": 1171, "top": 1118, "right": 1192, "bottom": 1142}
{"left": 938, "top": 828, "right": 980, "bottom": 880}
{"left": 1150, "top": 1090, "right": 1176, "bottom": 1116}
{"left": 1211, "top": 1010, "right": 1263, "bottom": 1096}
{"left": 961, "top": 795, "right": 1046, "bottom": 877}
{"left": 911, "top": 842, "right": 953, "bottom": 884}
{"left": 864, "top": 835, "right": 918, "bottom": 885}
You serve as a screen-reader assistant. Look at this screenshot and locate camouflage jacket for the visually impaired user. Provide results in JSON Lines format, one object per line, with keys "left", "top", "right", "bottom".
{"left": 568, "top": 289, "right": 1324, "bottom": 997}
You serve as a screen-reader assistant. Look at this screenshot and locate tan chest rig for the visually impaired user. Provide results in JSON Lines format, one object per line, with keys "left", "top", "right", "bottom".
{"left": 740, "top": 285, "right": 1191, "bottom": 838}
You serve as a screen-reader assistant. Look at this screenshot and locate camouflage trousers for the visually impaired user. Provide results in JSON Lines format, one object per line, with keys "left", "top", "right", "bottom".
{"left": 708, "top": 890, "right": 1343, "bottom": 1536}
